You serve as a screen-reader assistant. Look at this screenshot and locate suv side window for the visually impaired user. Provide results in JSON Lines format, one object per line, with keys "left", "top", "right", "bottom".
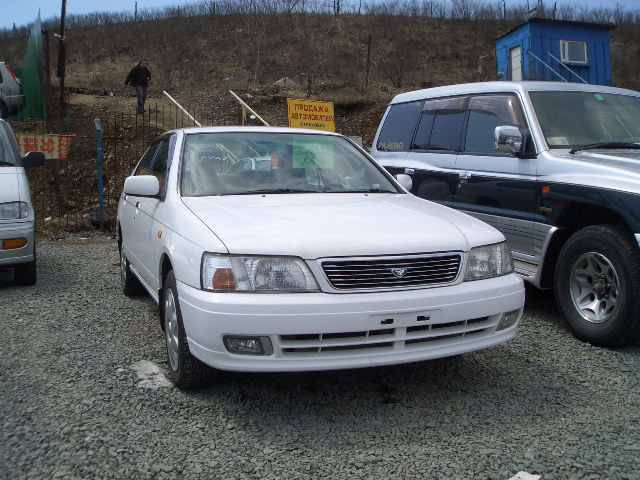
{"left": 464, "top": 95, "right": 528, "bottom": 155}
{"left": 412, "top": 97, "right": 467, "bottom": 152}
{"left": 376, "top": 101, "right": 422, "bottom": 152}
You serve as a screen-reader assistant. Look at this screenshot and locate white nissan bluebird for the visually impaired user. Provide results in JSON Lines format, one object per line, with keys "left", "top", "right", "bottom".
{"left": 117, "top": 127, "right": 524, "bottom": 388}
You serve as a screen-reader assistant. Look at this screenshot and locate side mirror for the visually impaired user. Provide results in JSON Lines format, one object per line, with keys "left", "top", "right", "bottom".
{"left": 22, "top": 151, "right": 46, "bottom": 169}
{"left": 495, "top": 125, "right": 524, "bottom": 156}
{"left": 124, "top": 175, "right": 160, "bottom": 197}
{"left": 395, "top": 173, "right": 413, "bottom": 191}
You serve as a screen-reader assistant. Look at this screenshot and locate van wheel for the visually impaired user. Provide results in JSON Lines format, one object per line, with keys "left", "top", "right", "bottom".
{"left": 554, "top": 225, "right": 640, "bottom": 347}
{"left": 162, "top": 271, "right": 210, "bottom": 389}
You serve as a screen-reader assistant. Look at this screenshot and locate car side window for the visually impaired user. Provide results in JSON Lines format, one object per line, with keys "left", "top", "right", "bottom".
{"left": 152, "top": 137, "right": 171, "bottom": 196}
{"left": 376, "top": 101, "right": 422, "bottom": 152}
{"left": 464, "top": 95, "right": 528, "bottom": 155}
{"left": 412, "top": 97, "right": 467, "bottom": 152}
{"left": 134, "top": 143, "right": 159, "bottom": 177}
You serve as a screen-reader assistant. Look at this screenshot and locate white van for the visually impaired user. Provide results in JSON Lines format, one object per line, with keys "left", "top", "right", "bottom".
{"left": 0, "top": 62, "right": 23, "bottom": 119}
{"left": 0, "top": 119, "right": 44, "bottom": 284}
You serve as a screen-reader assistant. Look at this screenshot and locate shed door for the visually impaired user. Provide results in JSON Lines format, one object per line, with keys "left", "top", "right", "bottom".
{"left": 510, "top": 47, "right": 522, "bottom": 81}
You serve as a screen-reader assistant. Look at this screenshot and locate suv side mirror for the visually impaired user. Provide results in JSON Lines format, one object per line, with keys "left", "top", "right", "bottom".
{"left": 495, "top": 126, "right": 524, "bottom": 156}
{"left": 124, "top": 175, "right": 160, "bottom": 197}
{"left": 22, "top": 151, "right": 46, "bottom": 169}
{"left": 395, "top": 173, "right": 413, "bottom": 191}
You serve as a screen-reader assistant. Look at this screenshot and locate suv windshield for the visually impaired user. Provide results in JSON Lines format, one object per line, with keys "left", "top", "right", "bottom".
{"left": 180, "top": 132, "right": 400, "bottom": 196}
{"left": 0, "top": 123, "right": 19, "bottom": 166}
{"left": 530, "top": 91, "right": 640, "bottom": 149}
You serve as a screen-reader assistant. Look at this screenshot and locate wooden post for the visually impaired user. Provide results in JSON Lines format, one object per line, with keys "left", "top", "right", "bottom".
{"left": 134, "top": 1, "right": 138, "bottom": 22}
{"left": 57, "top": 0, "right": 67, "bottom": 116}
{"left": 363, "top": 34, "right": 372, "bottom": 92}
{"left": 42, "top": 28, "right": 51, "bottom": 113}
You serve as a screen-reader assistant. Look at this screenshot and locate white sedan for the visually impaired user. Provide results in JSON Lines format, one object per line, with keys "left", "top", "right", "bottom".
{"left": 117, "top": 127, "right": 524, "bottom": 389}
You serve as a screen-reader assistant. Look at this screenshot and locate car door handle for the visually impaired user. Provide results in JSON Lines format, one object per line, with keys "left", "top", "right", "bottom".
{"left": 136, "top": 201, "right": 140, "bottom": 209}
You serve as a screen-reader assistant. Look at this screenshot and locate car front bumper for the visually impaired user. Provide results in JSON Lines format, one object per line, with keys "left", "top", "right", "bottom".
{"left": 177, "top": 273, "right": 525, "bottom": 372}
{"left": 0, "top": 221, "right": 35, "bottom": 267}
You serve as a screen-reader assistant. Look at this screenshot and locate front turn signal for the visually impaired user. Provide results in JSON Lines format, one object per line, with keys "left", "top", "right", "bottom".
{"left": 2, "top": 238, "right": 28, "bottom": 250}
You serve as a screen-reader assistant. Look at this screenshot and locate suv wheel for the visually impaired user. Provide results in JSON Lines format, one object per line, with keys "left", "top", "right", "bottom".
{"left": 162, "top": 271, "right": 210, "bottom": 389}
{"left": 554, "top": 225, "right": 640, "bottom": 347}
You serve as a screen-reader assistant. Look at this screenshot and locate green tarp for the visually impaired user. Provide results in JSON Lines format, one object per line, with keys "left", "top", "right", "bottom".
{"left": 19, "top": 14, "right": 46, "bottom": 120}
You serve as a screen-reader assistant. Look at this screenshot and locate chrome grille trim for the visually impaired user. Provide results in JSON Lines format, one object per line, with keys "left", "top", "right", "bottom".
{"left": 321, "top": 253, "right": 462, "bottom": 290}
{"left": 278, "top": 316, "right": 496, "bottom": 356}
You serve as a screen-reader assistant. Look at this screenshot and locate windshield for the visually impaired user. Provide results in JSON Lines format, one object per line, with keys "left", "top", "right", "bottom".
{"left": 530, "top": 91, "right": 640, "bottom": 149}
{"left": 0, "top": 123, "right": 19, "bottom": 166}
{"left": 180, "top": 132, "right": 400, "bottom": 196}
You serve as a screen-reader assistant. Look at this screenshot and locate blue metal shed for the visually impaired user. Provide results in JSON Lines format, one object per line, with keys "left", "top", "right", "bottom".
{"left": 496, "top": 18, "right": 614, "bottom": 85}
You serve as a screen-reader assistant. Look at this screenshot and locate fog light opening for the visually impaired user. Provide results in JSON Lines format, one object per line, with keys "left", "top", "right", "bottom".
{"left": 223, "top": 336, "right": 273, "bottom": 355}
{"left": 497, "top": 308, "right": 523, "bottom": 331}
{"left": 2, "top": 238, "right": 28, "bottom": 250}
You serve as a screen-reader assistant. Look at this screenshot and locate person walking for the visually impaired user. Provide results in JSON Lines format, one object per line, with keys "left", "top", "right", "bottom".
{"left": 125, "top": 60, "right": 151, "bottom": 114}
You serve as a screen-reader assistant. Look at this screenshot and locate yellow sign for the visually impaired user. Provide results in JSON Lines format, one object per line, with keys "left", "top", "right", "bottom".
{"left": 287, "top": 98, "right": 336, "bottom": 132}
{"left": 16, "top": 133, "right": 75, "bottom": 161}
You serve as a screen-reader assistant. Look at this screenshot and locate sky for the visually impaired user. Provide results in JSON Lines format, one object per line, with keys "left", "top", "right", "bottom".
{"left": 2, "top": 0, "right": 638, "bottom": 30}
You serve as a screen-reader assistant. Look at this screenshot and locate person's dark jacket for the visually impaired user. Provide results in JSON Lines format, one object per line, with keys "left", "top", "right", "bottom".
{"left": 125, "top": 65, "right": 151, "bottom": 88}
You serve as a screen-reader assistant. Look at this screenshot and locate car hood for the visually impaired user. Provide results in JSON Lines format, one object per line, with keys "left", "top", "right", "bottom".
{"left": 546, "top": 149, "right": 640, "bottom": 193}
{"left": 0, "top": 167, "right": 20, "bottom": 203}
{"left": 182, "top": 193, "right": 502, "bottom": 259}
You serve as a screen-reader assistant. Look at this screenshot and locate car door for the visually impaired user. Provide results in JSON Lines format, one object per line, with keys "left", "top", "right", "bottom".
{"left": 373, "top": 97, "right": 465, "bottom": 203}
{"left": 452, "top": 93, "right": 547, "bottom": 264}
{"left": 136, "top": 135, "right": 173, "bottom": 290}
{"left": 123, "top": 142, "right": 159, "bottom": 278}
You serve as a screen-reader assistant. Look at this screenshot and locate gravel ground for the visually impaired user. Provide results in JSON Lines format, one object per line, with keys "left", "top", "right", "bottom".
{"left": 2, "top": 239, "right": 640, "bottom": 480}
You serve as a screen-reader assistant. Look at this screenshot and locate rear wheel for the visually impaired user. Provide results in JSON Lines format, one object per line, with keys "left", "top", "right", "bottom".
{"left": 163, "top": 271, "right": 210, "bottom": 389}
{"left": 554, "top": 225, "right": 640, "bottom": 347}
{"left": 119, "top": 241, "right": 144, "bottom": 297}
{"left": 0, "top": 102, "right": 8, "bottom": 119}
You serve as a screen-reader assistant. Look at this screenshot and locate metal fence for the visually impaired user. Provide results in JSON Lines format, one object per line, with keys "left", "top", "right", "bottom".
{"left": 23, "top": 100, "right": 210, "bottom": 233}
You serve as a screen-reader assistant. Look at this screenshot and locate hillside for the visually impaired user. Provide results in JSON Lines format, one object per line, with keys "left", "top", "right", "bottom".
{"left": 2, "top": 12, "right": 640, "bottom": 231}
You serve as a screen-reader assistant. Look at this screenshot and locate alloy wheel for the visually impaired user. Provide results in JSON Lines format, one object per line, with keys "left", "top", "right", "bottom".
{"left": 164, "top": 289, "right": 180, "bottom": 371}
{"left": 570, "top": 252, "right": 621, "bottom": 324}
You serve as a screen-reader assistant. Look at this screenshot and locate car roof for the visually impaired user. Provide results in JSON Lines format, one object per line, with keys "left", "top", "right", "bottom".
{"left": 390, "top": 81, "right": 640, "bottom": 104}
{"left": 173, "top": 126, "right": 342, "bottom": 136}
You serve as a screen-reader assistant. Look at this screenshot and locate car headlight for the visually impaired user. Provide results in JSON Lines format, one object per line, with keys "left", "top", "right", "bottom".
{"left": 201, "top": 253, "right": 320, "bottom": 292}
{"left": 0, "top": 201, "right": 31, "bottom": 220}
{"left": 464, "top": 242, "right": 513, "bottom": 281}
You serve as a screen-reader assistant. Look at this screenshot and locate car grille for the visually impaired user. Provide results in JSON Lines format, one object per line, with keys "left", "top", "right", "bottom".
{"left": 279, "top": 317, "right": 495, "bottom": 356}
{"left": 321, "top": 253, "right": 462, "bottom": 290}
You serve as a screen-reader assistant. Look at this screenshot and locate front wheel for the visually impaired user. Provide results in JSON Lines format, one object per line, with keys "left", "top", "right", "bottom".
{"left": 554, "top": 225, "right": 640, "bottom": 347}
{"left": 162, "top": 271, "right": 210, "bottom": 389}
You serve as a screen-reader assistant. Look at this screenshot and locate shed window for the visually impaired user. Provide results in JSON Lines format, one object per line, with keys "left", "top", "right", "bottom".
{"left": 560, "top": 40, "right": 588, "bottom": 65}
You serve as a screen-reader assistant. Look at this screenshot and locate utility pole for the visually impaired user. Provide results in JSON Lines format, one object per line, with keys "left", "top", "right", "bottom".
{"left": 134, "top": 1, "right": 138, "bottom": 22}
{"left": 57, "top": 0, "right": 67, "bottom": 116}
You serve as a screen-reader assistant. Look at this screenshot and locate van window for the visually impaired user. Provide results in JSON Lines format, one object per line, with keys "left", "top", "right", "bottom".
{"left": 412, "top": 97, "right": 467, "bottom": 151}
{"left": 464, "top": 95, "right": 527, "bottom": 155}
{"left": 376, "top": 101, "right": 422, "bottom": 152}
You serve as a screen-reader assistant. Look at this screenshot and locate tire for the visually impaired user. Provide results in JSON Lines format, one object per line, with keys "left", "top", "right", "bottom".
{"left": 14, "top": 259, "right": 37, "bottom": 285}
{"left": 119, "top": 242, "right": 145, "bottom": 297}
{"left": 554, "top": 225, "right": 640, "bottom": 347}
{"left": 162, "top": 270, "right": 210, "bottom": 389}
{"left": 0, "top": 102, "right": 8, "bottom": 119}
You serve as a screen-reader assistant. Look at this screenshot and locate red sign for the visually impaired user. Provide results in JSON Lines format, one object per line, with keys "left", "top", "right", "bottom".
{"left": 16, "top": 133, "right": 75, "bottom": 161}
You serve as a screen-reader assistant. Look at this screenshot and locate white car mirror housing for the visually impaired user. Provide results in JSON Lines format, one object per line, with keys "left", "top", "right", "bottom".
{"left": 124, "top": 175, "right": 160, "bottom": 197}
{"left": 395, "top": 173, "right": 413, "bottom": 192}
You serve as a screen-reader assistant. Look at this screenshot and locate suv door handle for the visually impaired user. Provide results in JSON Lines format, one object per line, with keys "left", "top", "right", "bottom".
{"left": 458, "top": 171, "right": 472, "bottom": 184}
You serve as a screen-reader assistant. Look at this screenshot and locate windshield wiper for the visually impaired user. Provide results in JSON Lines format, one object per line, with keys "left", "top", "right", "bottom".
{"left": 340, "top": 188, "right": 397, "bottom": 194}
{"left": 225, "top": 188, "right": 321, "bottom": 195}
{"left": 0, "top": 161, "right": 15, "bottom": 166}
{"left": 569, "top": 142, "right": 640, "bottom": 154}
